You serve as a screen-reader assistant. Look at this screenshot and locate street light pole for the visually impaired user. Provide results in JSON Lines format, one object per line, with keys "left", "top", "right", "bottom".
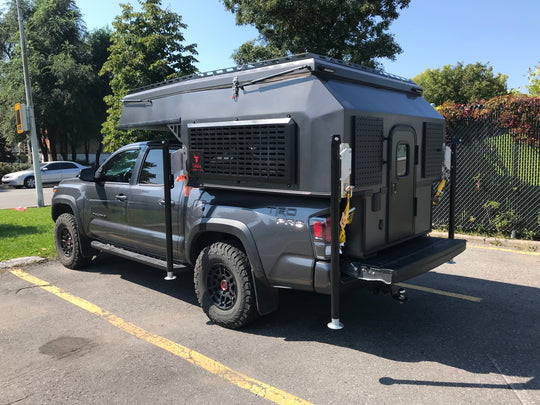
{"left": 16, "top": 0, "right": 44, "bottom": 207}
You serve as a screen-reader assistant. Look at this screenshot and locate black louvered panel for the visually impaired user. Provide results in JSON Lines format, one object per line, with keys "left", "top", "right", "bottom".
{"left": 423, "top": 122, "right": 444, "bottom": 178}
{"left": 188, "top": 122, "right": 295, "bottom": 184}
{"left": 354, "top": 116, "right": 384, "bottom": 187}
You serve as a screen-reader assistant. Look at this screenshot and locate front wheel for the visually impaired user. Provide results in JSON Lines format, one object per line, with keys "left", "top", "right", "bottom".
{"left": 24, "top": 176, "right": 35, "bottom": 188}
{"left": 194, "top": 242, "right": 258, "bottom": 329}
{"left": 54, "top": 213, "right": 92, "bottom": 269}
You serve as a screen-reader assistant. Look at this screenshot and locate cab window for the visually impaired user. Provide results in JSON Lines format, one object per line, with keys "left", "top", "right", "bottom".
{"left": 100, "top": 150, "right": 139, "bottom": 183}
{"left": 139, "top": 149, "right": 164, "bottom": 185}
{"left": 138, "top": 147, "right": 180, "bottom": 185}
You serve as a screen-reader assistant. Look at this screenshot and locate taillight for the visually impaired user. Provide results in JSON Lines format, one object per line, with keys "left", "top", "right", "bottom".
{"left": 311, "top": 217, "right": 332, "bottom": 242}
{"left": 313, "top": 220, "right": 324, "bottom": 240}
{"left": 324, "top": 217, "right": 331, "bottom": 243}
{"left": 310, "top": 216, "right": 332, "bottom": 259}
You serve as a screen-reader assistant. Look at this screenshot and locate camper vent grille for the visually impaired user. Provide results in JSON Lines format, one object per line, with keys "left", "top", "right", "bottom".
{"left": 423, "top": 122, "right": 444, "bottom": 178}
{"left": 354, "top": 117, "right": 384, "bottom": 187}
{"left": 188, "top": 121, "right": 296, "bottom": 184}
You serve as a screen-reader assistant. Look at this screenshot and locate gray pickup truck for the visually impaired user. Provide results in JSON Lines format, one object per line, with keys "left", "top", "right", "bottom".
{"left": 52, "top": 54, "right": 465, "bottom": 329}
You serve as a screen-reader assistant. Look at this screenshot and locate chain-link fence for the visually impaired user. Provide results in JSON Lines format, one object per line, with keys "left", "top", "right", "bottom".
{"left": 433, "top": 116, "right": 540, "bottom": 239}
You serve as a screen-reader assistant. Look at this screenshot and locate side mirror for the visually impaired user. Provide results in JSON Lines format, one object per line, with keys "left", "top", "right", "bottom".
{"left": 78, "top": 167, "right": 96, "bottom": 182}
{"left": 41, "top": 167, "right": 48, "bottom": 172}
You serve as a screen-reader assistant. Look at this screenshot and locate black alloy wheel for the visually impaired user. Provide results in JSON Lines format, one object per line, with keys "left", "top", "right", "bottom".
{"left": 206, "top": 263, "right": 237, "bottom": 310}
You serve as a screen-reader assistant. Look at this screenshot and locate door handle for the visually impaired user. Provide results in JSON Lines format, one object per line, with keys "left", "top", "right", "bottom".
{"left": 159, "top": 199, "right": 175, "bottom": 207}
{"left": 115, "top": 194, "right": 128, "bottom": 202}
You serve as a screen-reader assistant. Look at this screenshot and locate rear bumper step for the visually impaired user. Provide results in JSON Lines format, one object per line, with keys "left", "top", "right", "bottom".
{"left": 90, "top": 241, "right": 189, "bottom": 273}
{"left": 342, "top": 236, "right": 466, "bottom": 285}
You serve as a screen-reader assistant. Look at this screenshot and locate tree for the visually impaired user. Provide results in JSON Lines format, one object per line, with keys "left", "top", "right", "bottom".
{"left": 527, "top": 62, "right": 540, "bottom": 96}
{"left": 222, "top": 0, "right": 410, "bottom": 67}
{"left": 0, "top": 0, "right": 29, "bottom": 61}
{"left": 0, "top": 0, "right": 98, "bottom": 161}
{"left": 413, "top": 62, "right": 508, "bottom": 106}
{"left": 100, "top": 0, "right": 198, "bottom": 151}
{"left": 79, "top": 28, "right": 112, "bottom": 165}
{"left": 0, "top": 0, "right": 31, "bottom": 149}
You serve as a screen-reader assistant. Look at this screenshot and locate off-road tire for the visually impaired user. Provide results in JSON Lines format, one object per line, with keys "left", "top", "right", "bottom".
{"left": 54, "top": 213, "right": 92, "bottom": 269}
{"left": 194, "top": 242, "right": 258, "bottom": 329}
{"left": 24, "top": 176, "right": 35, "bottom": 188}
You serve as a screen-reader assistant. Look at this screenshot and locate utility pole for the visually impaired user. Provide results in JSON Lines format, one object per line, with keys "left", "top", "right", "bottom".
{"left": 16, "top": 0, "right": 44, "bottom": 207}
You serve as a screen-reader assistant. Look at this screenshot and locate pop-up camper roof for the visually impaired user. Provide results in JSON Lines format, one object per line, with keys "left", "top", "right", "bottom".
{"left": 119, "top": 53, "right": 427, "bottom": 132}
{"left": 119, "top": 53, "right": 443, "bottom": 197}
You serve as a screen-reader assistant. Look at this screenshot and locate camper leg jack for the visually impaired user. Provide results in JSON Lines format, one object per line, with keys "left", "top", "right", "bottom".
{"left": 328, "top": 135, "right": 344, "bottom": 330}
{"left": 391, "top": 286, "right": 407, "bottom": 303}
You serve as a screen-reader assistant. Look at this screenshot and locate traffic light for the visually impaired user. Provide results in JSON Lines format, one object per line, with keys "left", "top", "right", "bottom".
{"left": 15, "top": 103, "right": 30, "bottom": 134}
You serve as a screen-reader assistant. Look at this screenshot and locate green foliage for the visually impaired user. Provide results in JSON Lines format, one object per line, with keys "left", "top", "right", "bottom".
{"left": 437, "top": 95, "right": 540, "bottom": 145}
{"left": 231, "top": 40, "right": 285, "bottom": 65}
{"left": 0, "top": 0, "right": 27, "bottom": 145}
{"left": 519, "top": 229, "right": 535, "bottom": 241}
{"left": 0, "top": 207, "right": 56, "bottom": 261}
{"left": 413, "top": 62, "right": 508, "bottom": 106}
{"left": 0, "top": 136, "right": 16, "bottom": 162}
{"left": 0, "top": 0, "right": 107, "bottom": 161}
{"left": 527, "top": 62, "right": 540, "bottom": 96}
{"left": 222, "top": 0, "right": 410, "bottom": 67}
{"left": 0, "top": 162, "right": 31, "bottom": 178}
{"left": 470, "top": 201, "right": 520, "bottom": 237}
{"left": 100, "top": 0, "right": 198, "bottom": 152}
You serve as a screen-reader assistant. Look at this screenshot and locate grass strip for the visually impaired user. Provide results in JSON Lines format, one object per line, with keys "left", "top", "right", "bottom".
{"left": 0, "top": 207, "right": 56, "bottom": 261}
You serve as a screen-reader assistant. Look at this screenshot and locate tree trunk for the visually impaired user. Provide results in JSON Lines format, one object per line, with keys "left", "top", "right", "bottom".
{"left": 95, "top": 141, "right": 103, "bottom": 169}
{"left": 60, "top": 141, "right": 68, "bottom": 161}
{"left": 37, "top": 128, "right": 49, "bottom": 162}
{"left": 84, "top": 138, "right": 90, "bottom": 164}
{"left": 71, "top": 137, "right": 77, "bottom": 162}
{"left": 50, "top": 138, "right": 58, "bottom": 161}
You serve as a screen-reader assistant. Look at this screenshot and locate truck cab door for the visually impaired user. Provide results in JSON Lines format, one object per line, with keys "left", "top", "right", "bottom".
{"left": 86, "top": 149, "right": 140, "bottom": 246}
{"left": 388, "top": 126, "right": 416, "bottom": 243}
{"left": 126, "top": 147, "right": 185, "bottom": 260}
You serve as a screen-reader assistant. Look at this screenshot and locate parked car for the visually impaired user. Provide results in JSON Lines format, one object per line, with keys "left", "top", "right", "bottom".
{"left": 1, "top": 161, "right": 90, "bottom": 188}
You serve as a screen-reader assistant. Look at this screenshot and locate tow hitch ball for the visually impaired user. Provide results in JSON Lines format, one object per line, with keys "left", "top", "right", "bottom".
{"left": 391, "top": 286, "right": 407, "bottom": 303}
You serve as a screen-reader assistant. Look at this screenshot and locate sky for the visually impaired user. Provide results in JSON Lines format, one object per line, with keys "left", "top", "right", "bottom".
{"left": 2, "top": 0, "right": 539, "bottom": 91}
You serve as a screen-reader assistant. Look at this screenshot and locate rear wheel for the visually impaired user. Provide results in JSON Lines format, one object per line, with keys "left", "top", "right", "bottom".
{"left": 24, "top": 176, "right": 35, "bottom": 188}
{"left": 54, "top": 213, "right": 92, "bottom": 269}
{"left": 194, "top": 242, "right": 258, "bottom": 329}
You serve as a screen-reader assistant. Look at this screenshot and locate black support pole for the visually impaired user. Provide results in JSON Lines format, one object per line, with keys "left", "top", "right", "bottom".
{"left": 328, "top": 135, "right": 343, "bottom": 330}
{"left": 163, "top": 140, "right": 175, "bottom": 280}
{"left": 448, "top": 139, "right": 458, "bottom": 240}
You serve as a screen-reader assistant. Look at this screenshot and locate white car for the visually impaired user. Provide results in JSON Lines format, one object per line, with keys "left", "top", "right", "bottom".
{"left": 1, "top": 161, "right": 90, "bottom": 188}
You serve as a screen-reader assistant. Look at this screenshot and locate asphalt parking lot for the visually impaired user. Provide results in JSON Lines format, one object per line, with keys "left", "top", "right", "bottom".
{"left": 1, "top": 245, "right": 539, "bottom": 404}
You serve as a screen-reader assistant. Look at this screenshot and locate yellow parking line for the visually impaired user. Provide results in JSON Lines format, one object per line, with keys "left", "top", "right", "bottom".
{"left": 10, "top": 269, "right": 313, "bottom": 405}
{"left": 396, "top": 282, "right": 482, "bottom": 302}
{"left": 467, "top": 244, "right": 539, "bottom": 256}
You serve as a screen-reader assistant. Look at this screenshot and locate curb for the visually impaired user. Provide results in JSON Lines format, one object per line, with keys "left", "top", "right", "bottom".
{"left": 0, "top": 256, "right": 47, "bottom": 270}
{"left": 430, "top": 231, "right": 539, "bottom": 253}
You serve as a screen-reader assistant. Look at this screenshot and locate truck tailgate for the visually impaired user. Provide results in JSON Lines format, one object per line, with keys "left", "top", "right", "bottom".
{"left": 343, "top": 236, "right": 466, "bottom": 284}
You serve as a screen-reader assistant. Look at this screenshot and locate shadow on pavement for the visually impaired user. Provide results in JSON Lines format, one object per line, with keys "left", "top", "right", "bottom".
{"left": 77, "top": 254, "right": 540, "bottom": 391}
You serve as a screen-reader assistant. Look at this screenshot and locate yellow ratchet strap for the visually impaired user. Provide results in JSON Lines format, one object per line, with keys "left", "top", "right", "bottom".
{"left": 432, "top": 179, "right": 447, "bottom": 206}
{"left": 339, "top": 190, "right": 355, "bottom": 244}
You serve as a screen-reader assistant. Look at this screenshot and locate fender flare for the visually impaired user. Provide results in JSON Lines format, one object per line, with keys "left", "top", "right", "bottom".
{"left": 51, "top": 196, "right": 95, "bottom": 258}
{"left": 187, "top": 218, "right": 279, "bottom": 315}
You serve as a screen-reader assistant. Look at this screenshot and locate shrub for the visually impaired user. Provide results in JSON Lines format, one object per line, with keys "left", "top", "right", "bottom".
{"left": 0, "top": 162, "right": 31, "bottom": 179}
